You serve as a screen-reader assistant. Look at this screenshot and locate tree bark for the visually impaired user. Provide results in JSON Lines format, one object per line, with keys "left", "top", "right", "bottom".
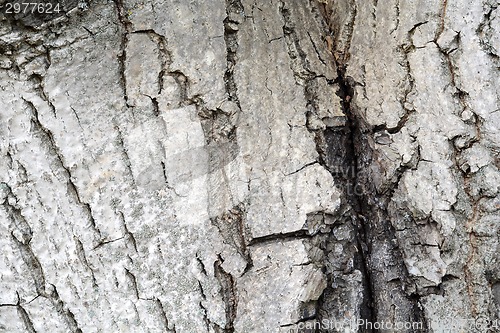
{"left": 0, "top": 0, "right": 499, "bottom": 332}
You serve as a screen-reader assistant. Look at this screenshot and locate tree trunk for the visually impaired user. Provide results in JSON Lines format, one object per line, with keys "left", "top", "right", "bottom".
{"left": 0, "top": 0, "right": 499, "bottom": 332}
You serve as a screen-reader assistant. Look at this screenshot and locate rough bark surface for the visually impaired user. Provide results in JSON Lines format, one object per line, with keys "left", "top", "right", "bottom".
{"left": 0, "top": 0, "right": 498, "bottom": 332}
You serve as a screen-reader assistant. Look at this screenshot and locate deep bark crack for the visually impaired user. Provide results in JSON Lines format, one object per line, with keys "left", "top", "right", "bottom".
{"left": 214, "top": 256, "right": 237, "bottom": 333}
{"left": 314, "top": 62, "right": 377, "bottom": 331}
{"left": 113, "top": 0, "right": 132, "bottom": 106}
{"left": 248, "top": 229, "right": 311, "bottom": 246}
{"left": 47, "top": 285, "right": 83, "bottom": 333}
{"left": 74, "top": 236, "right": 98, "bottom": 287}
{"left": 210, "top": 203, "right": 252, "bottom": 272}
{"left": 24, "top": 97, "right": 103, "bottom": 244}
{"left": 154, "top": 298, "right": 177, "bottom": 332}
{"left": 313, "top": 2, "right": 431, "bottom": 331}
{"left": 18, "top": 303, "right": 37, "bottom": 333}
{"left": 223, "top": 0, "right": 244, "bottom": 111}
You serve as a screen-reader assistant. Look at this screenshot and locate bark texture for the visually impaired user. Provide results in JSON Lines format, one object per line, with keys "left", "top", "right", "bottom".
{"left": 0, "top": 0, "right": 499, "bottom": 332}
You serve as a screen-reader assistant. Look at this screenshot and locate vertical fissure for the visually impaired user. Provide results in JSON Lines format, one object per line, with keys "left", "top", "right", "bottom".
{"left": 336, "top": 64, "right": 376, "bottom": 327}
{"left": 113, "top": 0, "right": 132, "bottom": 106}
{"left": 314, "top": 1, "right": 429, "bottom": 331}
{"left": 278, "top": 1, "right": 377, "bottom": 329}
{"left": 214, "top": 256, "right": 237, "bottom": 333}
{"left": 223, "top": 0, "right": 244, "bottom": 111}
{"left": 313, "top": 60, "right": 376, "bottom": 331}
{"left": 17, "top": 303, "right": 37, "bottom": 333}
{"left": 325, "top": 60, "right": 428, "bottom": 333}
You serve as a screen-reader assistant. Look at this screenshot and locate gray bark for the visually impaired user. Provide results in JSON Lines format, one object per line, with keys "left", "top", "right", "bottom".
{"left": 0, "top": 0, "right": 499, "bottom": 332}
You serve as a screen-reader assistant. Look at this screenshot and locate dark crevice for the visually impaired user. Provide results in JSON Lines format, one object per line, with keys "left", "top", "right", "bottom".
{"left": 124, "top": 268, "right": 140, "bottom": 300}
{"left": 223, "top": 0, "right": 244, "bottom": 111}
{"left": 160, "top": 161, "right": 168, "bottom": 183}
{"left": 335, "top": 64, "right": 428, "bottom": 332}
{"left": 307, "top": 31, "right": 327, "bottom": 65}
{"left": 409, "top": 21, "right": 429, "bottom": 36}
{"left": 24, "top": 98, "right": 102, "bottom": 239}
{"left": 279, "top": 1, "right": 378, "bottom": 330}
{"left": 214, "top": 255, "right": 237, "bottom": 333}
{"left": 436, "top": 0, "right": 448, "bottom": 39}
{"left": 196, "top": 253, "right": 208, "bottom": 276}
{"left": 74, "top": 236, "right": 98, "bottom": 287}
{"left": 118, "top": 211, "right": 138, "bottom": 253}
{"left": 248, "top": 229, "right": 311, "bottom": 246}
{"left": 285, "top": 161, "right": 319, "bottom": 176}
{"left": 198, "top": 0, "right": 243, "bottom": 147}
{"left": 210, "top": 203, "right": 253, "bottom": 275}
{"left": 70, "top": 107, "right": 83, "bottom": 130}
{"left": 114, "top": 124, "right": 135, "bottom": 185}
{"left": 280, "top": 1, "right": 316, "bottom": 83}
{"left": 113, "top": 0, "right": 132, "bottom": 107}
{"left": 145, "top": 94, "right": 160, "bottom": 117}
{"left": 339, "top": 88, "right": 427, "bottom": 332}
{"left": 335, "top": 75, "right": 373, "bottom": 324}
{"left": 372, "top": 108, "right": 415, "bottom": 135}
{"left": 29, "top": 74, "right": 56, "bottom": 118}
{"left": 3, "top": 167, "right": 82, "bottom": 332}
{"left": 314, "top": 62, "right": 376, "bottom": 331}
{"left": 17, "top": 304, "right": 37, "bottom": 333}
{"left": 154, "top": 298, "right": 176, "bottom": 332}
{"left": 66, "top": 180, "right": 101, "bottom": 237}
{"left": 313, "top": 2, "right": 431, "bottom": 331}
{"left": 200, "top": 299, "right": 220, "bottom": 332}
{"left": 16, "top": 278, "right": 83, "bottom": 333}
{"left": 170, "top": 71, "right": 190, "bottom": 106}
{"left": 2, "top": 183, "right": 33, "bottom": 245}
{"left": 390, "top": 0, "right": 401, "bottom": 35}
{"left": 476, "top": 4, "right": 499, "bottom": 59}
{"left": 281, "top": 311, "right": 318, "bottom": 328}
{"left": 11, "top": 232, "right": 46, "bottom": 295}
{"left": 132, "top": 29, "right": 174, "bottom": 104}
{"left": 117, "top": 37, "right": 129, "bottom": 106}
{"left": 92, "top": 236, "right": 125, "bottom": 250}
{"left": 199, "top": 15, "right": 247, "bottom": 333}
{"left": 46, "top": 284, "right": 83, "bottom": 333}
{"left": 198, "top": 281, "right": 225, "bottom": 332}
